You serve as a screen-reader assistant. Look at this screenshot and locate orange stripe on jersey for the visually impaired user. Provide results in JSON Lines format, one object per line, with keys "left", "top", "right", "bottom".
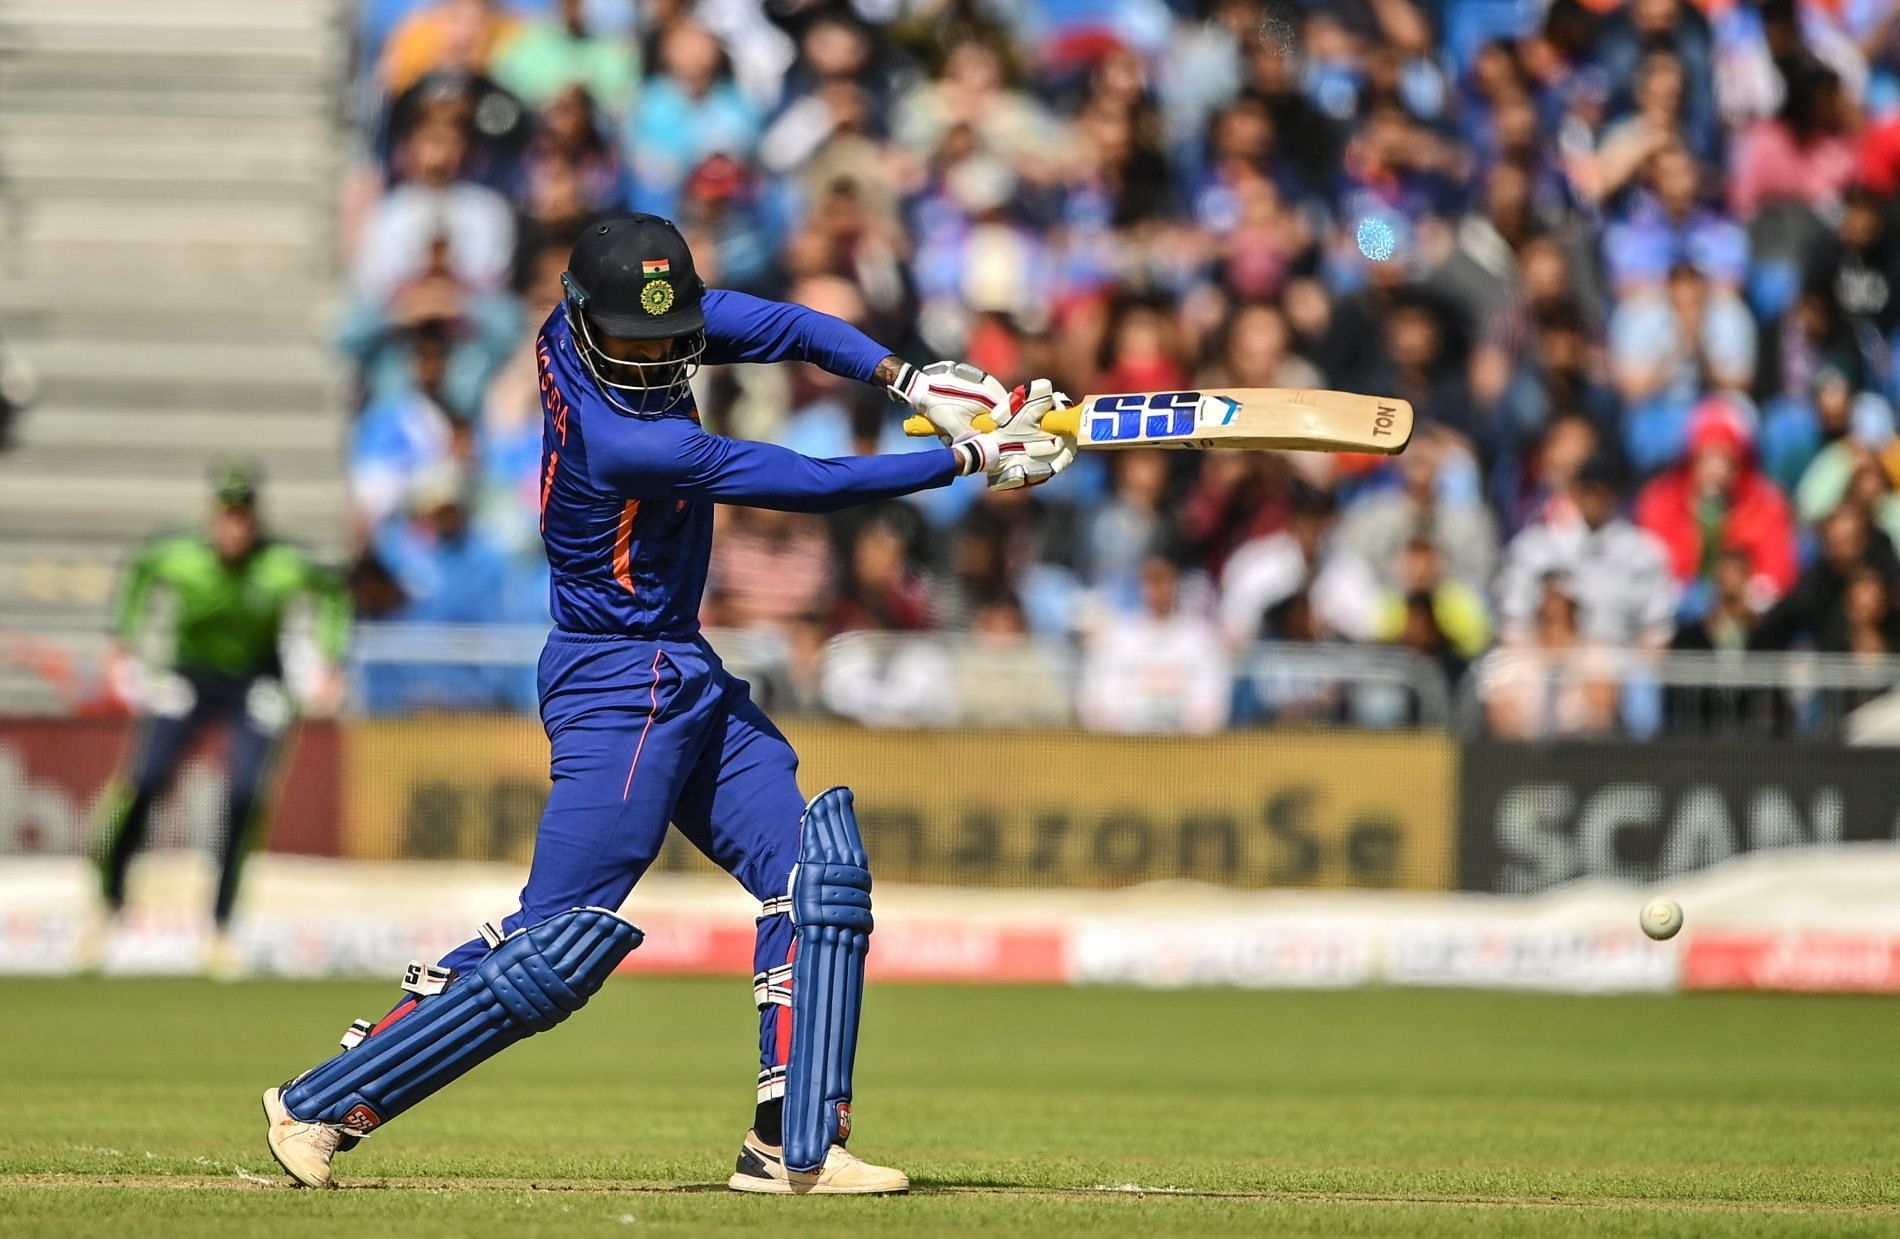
{"left": 538, "top": 450, "right": 559, "bottom": 531}
{"left": 612, "top": 499, "right": 641, "bottom": 594}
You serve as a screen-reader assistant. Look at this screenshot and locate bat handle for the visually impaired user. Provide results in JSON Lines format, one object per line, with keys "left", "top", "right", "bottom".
{"left": 901, "top": 412, "right": 993, "bottom": 436}
{"left": 900, "top": 408, "right": 1081, "bottom": 438}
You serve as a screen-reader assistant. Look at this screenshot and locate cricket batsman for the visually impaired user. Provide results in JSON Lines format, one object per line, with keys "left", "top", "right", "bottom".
{"left": 263, "top": 213, "right": 1074, "bottom": 1193}
{"left": 97, "top": 463, "right": 349, "bottom": 966}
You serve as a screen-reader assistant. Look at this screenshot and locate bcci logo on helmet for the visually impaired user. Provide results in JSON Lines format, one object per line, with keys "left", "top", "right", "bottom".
{"left": 641, "top": 280, "right": 675, "bottom": 315}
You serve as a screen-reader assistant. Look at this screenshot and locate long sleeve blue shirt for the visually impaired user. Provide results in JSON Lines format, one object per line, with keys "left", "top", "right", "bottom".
{"left": 536, "top": 290, "right": 958, "bottom": 636}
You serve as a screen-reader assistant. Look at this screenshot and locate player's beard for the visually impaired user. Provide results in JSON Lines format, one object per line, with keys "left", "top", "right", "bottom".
{"left": 579, "top": 328, "right": 706, "bottom": 413}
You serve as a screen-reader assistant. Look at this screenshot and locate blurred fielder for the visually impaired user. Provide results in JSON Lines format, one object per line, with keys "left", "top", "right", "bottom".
{"left": 264, "top": 212, "right": 1074, "bottom": 1193}
{"left": 96, "top": 463, "right": 349, "bottom": 968}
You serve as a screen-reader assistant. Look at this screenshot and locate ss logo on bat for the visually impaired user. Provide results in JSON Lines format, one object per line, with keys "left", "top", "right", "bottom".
{"left": 1090, "top": 392, "right": 1201, "bottom": 442}
{"left": 1373, "top": 403, "right": 1399, "bottom": 437}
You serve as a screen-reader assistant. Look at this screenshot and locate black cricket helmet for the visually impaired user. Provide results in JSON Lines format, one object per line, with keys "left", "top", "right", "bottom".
{"left": 562, "top": 213, "right": 708, "bottom": 411}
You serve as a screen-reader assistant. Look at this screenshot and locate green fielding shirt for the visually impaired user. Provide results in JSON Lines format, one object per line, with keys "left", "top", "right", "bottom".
{"left": 112, "top": 533, "right": 350, "bottom": 678}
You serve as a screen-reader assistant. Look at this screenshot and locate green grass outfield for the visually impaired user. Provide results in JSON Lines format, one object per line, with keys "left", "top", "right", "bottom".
{"left": 1, "top": 978, "right": 1896, "bottom": 1237}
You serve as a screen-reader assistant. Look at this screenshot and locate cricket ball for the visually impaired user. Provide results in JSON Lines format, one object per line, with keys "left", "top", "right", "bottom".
{"left": 1639, "top": 897, "right": 1684, "bottom": 941}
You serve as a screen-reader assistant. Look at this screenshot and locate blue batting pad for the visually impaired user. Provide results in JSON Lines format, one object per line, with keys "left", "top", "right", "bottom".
{"left": 783, "top": 786, "right": 873, "bottom": 1172}
{"left": 281, "top": 907, "right": 640, "bottom": 1135}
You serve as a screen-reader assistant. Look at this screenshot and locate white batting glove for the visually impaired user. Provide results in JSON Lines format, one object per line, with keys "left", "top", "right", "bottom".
{"left": 888, "top": 360, "right": 1009, "bottom": 441}
{"left": 948, "top": 379, "right": 1078, "bottom": 491}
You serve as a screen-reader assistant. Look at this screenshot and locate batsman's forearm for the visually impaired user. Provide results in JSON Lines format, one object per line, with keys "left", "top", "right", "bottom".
{"left": 872, "top": 355, "right": 902, "bottom": 388}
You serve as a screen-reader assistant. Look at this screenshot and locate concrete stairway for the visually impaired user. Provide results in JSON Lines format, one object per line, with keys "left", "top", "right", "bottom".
{"left": 0, "top": 0, "right": 349, "bottom": 649}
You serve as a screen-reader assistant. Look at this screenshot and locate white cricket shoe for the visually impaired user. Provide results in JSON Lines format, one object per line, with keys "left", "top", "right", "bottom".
{"left": 72, "top": 905, "right": 112, "bottom": 973}
{"left": 262, "top": 1087, "right": 341, "bottom": 1188}
{"left": 727, "top": 1130, "right": 909, "bottom": 1195}
{"left": 205, "top": 930, "right": 246, "bottom": 983}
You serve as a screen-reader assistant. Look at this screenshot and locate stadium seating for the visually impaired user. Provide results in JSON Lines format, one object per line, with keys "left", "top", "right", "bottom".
{"left": 0, "top": 0, "right": 348, "bottom": 638}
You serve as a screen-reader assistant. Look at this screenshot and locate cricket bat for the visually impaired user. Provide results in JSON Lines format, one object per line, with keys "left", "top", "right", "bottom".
{"left": 901, "top": 388, "right": 1413, "bottom": 455}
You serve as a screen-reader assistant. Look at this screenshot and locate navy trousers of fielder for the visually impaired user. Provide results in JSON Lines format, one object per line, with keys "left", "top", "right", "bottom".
{"left": 279, "top": 631, "right": 873, "bottom": 1170}
{"left": 99, "top": 670, "right": 287, "bottom": 926}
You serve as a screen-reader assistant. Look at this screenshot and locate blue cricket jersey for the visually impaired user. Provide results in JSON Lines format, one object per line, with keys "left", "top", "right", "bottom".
{"left": 535, "top": 289, "right": 959, "bottom": 637}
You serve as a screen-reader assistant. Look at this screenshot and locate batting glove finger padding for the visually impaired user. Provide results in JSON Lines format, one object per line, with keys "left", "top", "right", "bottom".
{"left": 949, "top": 377, "right": 1077, "bottom": 490}
{"left": 889, "top": 360, "right": 1009, "bottom": 443}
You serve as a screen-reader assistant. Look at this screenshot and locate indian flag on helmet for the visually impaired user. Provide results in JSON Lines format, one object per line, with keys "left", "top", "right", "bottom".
{"left": 642, "top": 258, "right": 670, "bottom": 277}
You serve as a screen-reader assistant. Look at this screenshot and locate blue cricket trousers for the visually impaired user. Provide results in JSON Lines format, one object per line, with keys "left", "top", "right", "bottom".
{"left": 436, "top": 630, "right": 802, "bottom": 1100}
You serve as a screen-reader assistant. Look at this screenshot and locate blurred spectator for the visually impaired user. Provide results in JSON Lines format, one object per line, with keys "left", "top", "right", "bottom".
{"left": 1762, "top": 361, "right": 1867, "bottom": 496}
{"left": 1730, "top": 64, "right": 1858, "bottom": 220}
{"left": 950, "top": 598, "right": 1075, "bottom": 727}
{"left": 376, "top": 469, "right": 510, "bottom": 624}
{"left": 1431, "top": 160, "right": 1541, "bottom": 336}
{"left": 490, "top": 0, "right": 637, "bottom": 113}
{"left": 1080, "top": 556, "right": 1229, "bottom": 734}
{"left": 366, "top": 469, "right": 530, "bottom": 711}
{"left": 818, "top": 630, "right": 953, "bottom": 728}
{"left": 912, "top": 156, "right": 1054, "bottom": 351}
{"left": 1498, "top": 411, "right": 1603, "bottom": 536}
{"left": 1635, "top": 398, "right": 1798, "bottom": 616}
{"left": 944, "top": 486, "right": 1082, "bottom": 638}
{"left": 676, "top": 154, "right": 774, "bottom": 295}
{"left": 1793, "top": 396, "right": 1900, "bottom": 549}
{"left": 893, "top": 39, "right": 1053, "bottom": 170}
{"left": 1752, "top": 504, "right": 1900, "bottom": 652}
{"left": 1199, "top": 302, "right": 1322, "bottom": 392}
{"left": 339, "top": 233, "right": 520, "bottom": 413}
{"left": 776, "top": 12, "right": 884, "bottom": 117}
{"left": 1497, "top": 453, "right": 1677, "bottom": 649}
{"left": 1592, "top": 0, "right": 1717, "bottom": 164}
{"left": 516, "top": 84, "right": 627, "bottom": 230}
{"left": 1477, "top": 297, "right": 1621, "bottom": 496}
{"left": 624, "top": 22, "right": 761, "bottom": 217}
{"left": 1666, "top": 546, "right": 1787, "bottom": 740}
{"left": 1808, "top": 186, "right": 1900, "bottom": 340}
{"left": 1079, "top": 450, "right": 1170, "bottom": 601}
{"left": 1337, "top": 431, "right": 1497, "bottom": 592}
{"left": 931, "top": 513, "right": 1016, "bottom": 632}
{"left": 380, "top": 0, "right": 518, "bottom": 95}
{"left": 1609, "top": 261, "right": 1756, "bottom": 472}
{"left": 380, "top": 67, "right": 534, "bottom": 193}
{"left": 1673, "top": 549, "right": 1760, "bottom": 652}
{"left": 1481, "top": 574, "right": 1621, "bottom": 740}
{"left": 832, "top": 519, "right": 933, "bottom": 634}
{"left": 1602, "top": 144, "right": 1748, "bottom": 295}
{"left": 1095, "top": 301, "right": 1187, "bottom": 396}
{"left": 1363, "top": 291, "right": 1476, "bottom": 439}
{"left": 1373, "top": 536, "right": 1493, "bottom": 678}
{"left": 356, "top": 119, "right": 516, "bottom": 298}
{"left": 1219, "top": 489, "right": 1380, "bottom": 645}
{"left": 349, "top": 323, "right": 466, "bottom": 533}
{"left": 1593, "top": 50, "right": 1705, "bottom": 202}
{"left": 1838, "top": 565, "right": 1900, "bottom": 656}
{"left": 705, "top": 507, "right": 833, "bottom": 637}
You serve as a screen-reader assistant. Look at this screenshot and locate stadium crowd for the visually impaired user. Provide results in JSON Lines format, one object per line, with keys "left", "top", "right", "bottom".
{"left": 335, "top": 0, "right": 1900, "bottom": 735}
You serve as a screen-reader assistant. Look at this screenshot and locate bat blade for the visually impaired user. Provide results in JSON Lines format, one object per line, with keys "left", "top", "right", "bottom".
{"left": 1066, "top": 388, "right": 1412, "bottom": 454}
{"left": 901, "top": 388, "right": 1413, "bottom": 455}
